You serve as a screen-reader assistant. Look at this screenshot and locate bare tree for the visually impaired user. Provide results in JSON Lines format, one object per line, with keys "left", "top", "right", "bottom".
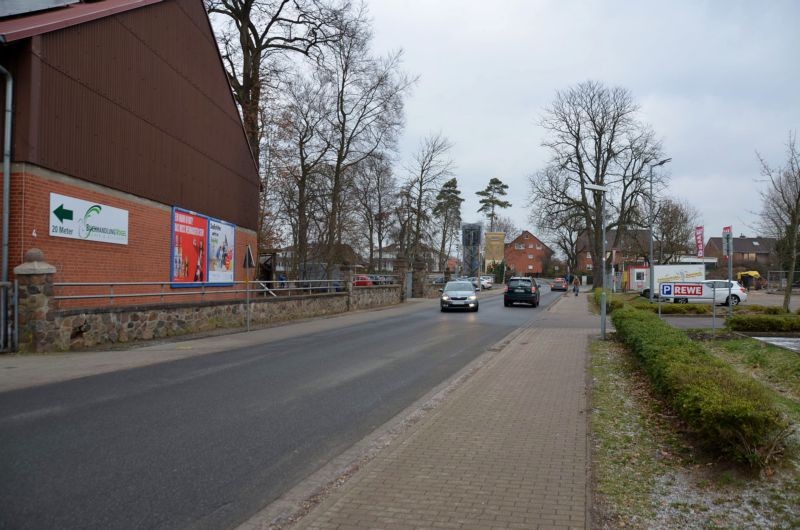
{"left": 531, "top": 204, "right": 585, "bottom": 276}
{"left": 759, "top": 132, "right": 800, "bottom": 311}
{"left": 529, "top": 81, "right": 665, "bottom": 287}
{"left": 491, "top": 215, "right": 519, "bottom": 242}
{"left": 352, "top": 153, "right": 397, "bottom": 271}
{"left": 269, "top": 70, "right": 335, "bottom": 277}
{"left": 205, "top": 0, "right": 344, "bottom": 162}
{"left": 406, "top": 134, "right": 455, "bottom": 263}
{"left": 653, "top": 199, "right": 698, "bottom": 264}
{"left": 320, "top": 8, "right": 413, "bottom": 273}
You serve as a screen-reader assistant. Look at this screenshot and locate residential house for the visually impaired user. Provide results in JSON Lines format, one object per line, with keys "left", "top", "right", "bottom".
{"left": 504, "top": 231, "right": 553, "bottom": 276}
{"left": 705, "top": 235, "right": 777, "bottom": 269}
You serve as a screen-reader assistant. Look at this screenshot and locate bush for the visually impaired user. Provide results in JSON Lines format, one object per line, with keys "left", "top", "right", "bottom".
{"left": 727, "top": 314, "right": 800, "bottom": 332}
{"left": 611, "top": 307, "right": 790, "bottom": 466}
{"left": 592, "top": 288, "right": 624, "bottom": 313}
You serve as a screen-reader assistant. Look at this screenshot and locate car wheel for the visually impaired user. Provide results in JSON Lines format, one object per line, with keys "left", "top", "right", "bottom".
{"left": 727, "top": 295, "right": 740, "bottom": 306}
{"left": 675, "top": 298, "right": 688, "bottom": 304}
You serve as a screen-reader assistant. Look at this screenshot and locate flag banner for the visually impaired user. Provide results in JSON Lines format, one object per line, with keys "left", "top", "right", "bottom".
{"left": 695, "top": 226, "right": 704, "bottom": 258}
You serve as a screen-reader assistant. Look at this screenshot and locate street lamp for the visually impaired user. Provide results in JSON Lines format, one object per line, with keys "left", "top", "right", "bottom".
{"left": 648, "top": 157, "right": 672, "bottom": 303}
{"left": 586, "top": 183, "right": 609, "bottom": 339}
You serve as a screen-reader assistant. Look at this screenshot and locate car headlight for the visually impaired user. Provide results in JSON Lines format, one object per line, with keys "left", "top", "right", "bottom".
{"left": 441, "top": 295, "right": 450, "bottom": 301}
{"left": 468, "top": 295, "right": 477, "bottom": 301}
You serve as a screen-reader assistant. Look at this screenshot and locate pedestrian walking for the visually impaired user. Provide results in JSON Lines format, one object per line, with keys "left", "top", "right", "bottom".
{"left": 572, "top": 275, "right": 580, "bottom": 296}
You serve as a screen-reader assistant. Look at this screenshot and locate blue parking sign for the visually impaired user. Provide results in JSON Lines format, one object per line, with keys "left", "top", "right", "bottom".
{"left": 661, "top": 283, "right": 673, "bottom": 296}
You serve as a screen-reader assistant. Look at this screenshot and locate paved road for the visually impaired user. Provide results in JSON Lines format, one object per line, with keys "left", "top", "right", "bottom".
{"left": 0, "top": 287, "right": 561, "bottom": 529}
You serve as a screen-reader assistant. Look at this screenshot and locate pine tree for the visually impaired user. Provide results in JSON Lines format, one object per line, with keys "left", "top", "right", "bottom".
{"left": 433, "top": 178, "right": 464, "bottom": 272}
{"left": 476, "top": 177, "right": 511, "bottom": 231}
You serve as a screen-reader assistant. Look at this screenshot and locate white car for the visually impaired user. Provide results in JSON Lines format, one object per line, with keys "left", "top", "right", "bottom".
{"left": 671, "top": 280, "right": 748, "bottom": 306}
{"left": 480, "top": 275, "right": 494, "bottom": 289}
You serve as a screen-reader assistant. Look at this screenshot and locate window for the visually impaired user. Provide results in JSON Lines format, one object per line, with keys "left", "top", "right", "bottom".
{"left": 527, "top": 265, "right": 533, "bottom": 270}
{"left": 536, "top": 244, "right": 542, "bottom": 250}
{"left": 635, "top": 272, "right": 645, "bottom": 281}
{"left": 586, "top": 264, "right": 593, "bottom": 271}
{"left": 528, "top": 254, "right": 533, "bottom": 259}
{"left": 515, "top": 243, "right": 524, "bottom": 250}
{"left": 586, "top": 252, "right": 592, "bottom": 259}
{"left": 528, "top": 243, "right": 534, "bottom": 248}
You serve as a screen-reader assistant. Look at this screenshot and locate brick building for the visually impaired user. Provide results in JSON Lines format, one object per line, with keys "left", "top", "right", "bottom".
{"left": 705, "top": 235, "right": 777, "bottom": 269}
{"left": 504, "top": 231, "right": 553, "bottom": 276}
{"left": 0, "top": 0, "right": 259, "bottom": 307}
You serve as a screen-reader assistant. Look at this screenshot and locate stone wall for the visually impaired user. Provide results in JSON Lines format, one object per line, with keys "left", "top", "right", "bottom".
{"left": 350, "top": 285, "right": 402, "bottom": 311}
{"left": 14, "top": 251, "right": 403, "bottom": 352}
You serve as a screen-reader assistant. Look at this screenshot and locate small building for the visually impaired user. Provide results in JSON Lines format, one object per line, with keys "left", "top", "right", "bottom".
{"left": 504, "top": 231, "right": 553, "bottom": 276}
{"left": 0, "top": 0, "right": 260, "bottom": 306}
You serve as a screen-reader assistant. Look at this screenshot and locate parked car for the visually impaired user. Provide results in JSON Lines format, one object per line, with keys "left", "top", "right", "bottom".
{"left": 480, "top": 275, "right": 494, "bottom": 289}
{"left": 467, "top": 277, "right": 481, "bottom": 289}
{"left": 352, "top": 274, "right": 373, "bottom": 287}
{"left": 440, "top": 280, "right": 479, "bottom": 312}
{"left": 672, "top": 280, "right": 748, "bottom": 306}
{"left": 504, "top": 277, "right": 540, "bottom": 307}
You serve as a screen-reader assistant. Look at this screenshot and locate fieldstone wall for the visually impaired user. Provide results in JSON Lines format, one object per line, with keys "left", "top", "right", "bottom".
{"left": 350, "top": 285, "right": 402, "bottom": 311}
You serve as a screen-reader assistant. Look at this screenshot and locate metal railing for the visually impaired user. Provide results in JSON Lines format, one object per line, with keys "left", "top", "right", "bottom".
{"left": 1, "top": 281, "right": 18, "bottom": 353}
{"left": 53, "top": 277, "right": 400, "bottom": 305}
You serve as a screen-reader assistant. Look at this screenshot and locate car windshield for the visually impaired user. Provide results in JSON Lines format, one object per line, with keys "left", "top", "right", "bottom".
{"left": 508, "top": 279, "right": 531, "bottom": 288}
{"left": 444, "top": 282, "right": 474, "bottom": 292}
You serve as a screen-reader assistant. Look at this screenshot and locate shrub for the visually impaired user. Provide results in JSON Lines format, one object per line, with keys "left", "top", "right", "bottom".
{"left": 592, "top": 288, "right": 624, "bottom": 313}
{"left": 727, "top": 314, "right": 800, "bottom": 332}
{"left": 611, "top": 307, "right": 790, "bottom": 466}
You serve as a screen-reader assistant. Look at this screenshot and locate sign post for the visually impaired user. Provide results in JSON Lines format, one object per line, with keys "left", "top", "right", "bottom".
{"left": 243, "top": 245, "right": 255, "bottom": 331}
{"left": 723, "top": 226, "right": 733, "bottom": 318}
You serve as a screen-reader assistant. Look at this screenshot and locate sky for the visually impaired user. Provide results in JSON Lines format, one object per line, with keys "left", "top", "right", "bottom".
{"left": 366, "top": 0, "right": 800, "bottom": 245}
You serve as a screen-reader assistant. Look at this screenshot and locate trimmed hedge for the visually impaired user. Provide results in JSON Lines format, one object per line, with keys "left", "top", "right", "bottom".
{"left": 728, "top": 314, "right": 800, "bottom": 332}
{"left": 611, "top": 306, "right": 790, "bottom": 466}
{"left": 592, "top": 288, "right": 624, "bottom": 313}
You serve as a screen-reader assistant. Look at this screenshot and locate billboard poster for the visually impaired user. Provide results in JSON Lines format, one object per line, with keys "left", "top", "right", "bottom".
{"left": 207, "top": 218, "right": 235, "bottom": 285}
{"left": 49, "top": 192, "right": 128, "bottom": 245}
{"left": 171, "top": 208, "right": 209, "bottom": 285}
{"left": 485, "top": 232, "right": 505, "bottom": 263}
{"left": 694, "top": 226, "right": 704, "bottom": 258}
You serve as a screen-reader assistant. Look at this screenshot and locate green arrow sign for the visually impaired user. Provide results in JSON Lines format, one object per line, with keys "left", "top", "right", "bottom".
{"left": 54, "top": 204, "right": 73, "bottom": 223}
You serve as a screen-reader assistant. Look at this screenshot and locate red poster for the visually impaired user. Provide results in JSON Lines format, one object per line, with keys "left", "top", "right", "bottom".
{"left": 694, "top": 226, "right": 704, "bottom": 258}
{"left": 172, "top": 208, "right": 209, "bottom": 284}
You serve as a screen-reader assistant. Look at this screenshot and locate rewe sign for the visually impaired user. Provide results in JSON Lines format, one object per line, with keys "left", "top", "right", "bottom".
{"left": 660, "top": 283, "right": 704, "bottom": 298}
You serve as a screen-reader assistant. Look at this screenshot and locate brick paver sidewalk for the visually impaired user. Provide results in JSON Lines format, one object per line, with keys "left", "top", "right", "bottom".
{"left": 294, "top": 292, "right": 598, "bottom": 529}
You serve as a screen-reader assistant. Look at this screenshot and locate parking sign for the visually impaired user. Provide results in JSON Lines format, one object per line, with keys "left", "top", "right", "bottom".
{"left": 661, "top": 283, "right": 673, "bottom": 297}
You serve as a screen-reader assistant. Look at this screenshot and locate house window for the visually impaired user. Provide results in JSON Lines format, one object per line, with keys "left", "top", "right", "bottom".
{"left": 528, "top": 254, "right": 534, "bottom": 260}
{"left": 515, "top": 243, "right": 524, "bottom": 250}
{"left": 536, "top": 244, "right": 542, "bottom": 250}
{"left": 635, "top": 271, "right": 645, "bottom": 281}
{"left": 586, "top": 252, "right": 591, "bottom": 259}
{"left": 528, "top": 243, "right": 534, "bottom": 248}
{"left": 586, "top": 264, "right": 593, "bottom": 271}
{"left": 527, "top": 265, "right": 533, "bottom": 270}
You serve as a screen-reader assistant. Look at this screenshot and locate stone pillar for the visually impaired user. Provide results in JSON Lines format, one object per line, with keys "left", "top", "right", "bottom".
{"left": 412, "top": 258, "right": 427, "bottom": 298}
{"left": 14, "top": 248, "right": 56, "bottom": 353}
{"left": 341, "top": 266, "right": 353, "bottom": 310}
{"left": 394, "top": 255, "right": 409, "bottom": 301}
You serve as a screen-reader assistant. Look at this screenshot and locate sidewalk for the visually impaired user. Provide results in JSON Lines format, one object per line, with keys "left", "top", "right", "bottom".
{"left": 286, "top": 291, "right": 598, "bottom": 529}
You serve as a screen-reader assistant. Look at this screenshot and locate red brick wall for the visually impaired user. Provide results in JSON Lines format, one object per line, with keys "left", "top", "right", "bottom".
{"left": 3, "top": 166, "right": 256, "bottom": 308}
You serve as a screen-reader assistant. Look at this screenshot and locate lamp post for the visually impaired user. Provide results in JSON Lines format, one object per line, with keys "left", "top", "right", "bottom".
{"left": 586, "top": 183, "right": 609, "bottom": 339}
{"left": 648, "top": 157, "right": 672, "bottom": 303}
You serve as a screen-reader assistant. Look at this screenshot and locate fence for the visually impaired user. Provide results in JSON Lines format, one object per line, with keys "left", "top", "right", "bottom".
{"left": 766, "top": 270, "right": 800, "bottom": 292}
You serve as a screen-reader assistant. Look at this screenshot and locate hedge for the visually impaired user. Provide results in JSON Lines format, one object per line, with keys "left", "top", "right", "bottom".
{"left": 611, "top": 306, "right": 790, "bottom": 466}
{"left": 728, "top": 314, "right": 800, "bottom": 332}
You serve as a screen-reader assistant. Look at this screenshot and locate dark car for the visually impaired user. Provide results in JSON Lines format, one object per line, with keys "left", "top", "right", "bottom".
{"left": 440, "top": 281, "right": 479, "bottom": 312}
{"left": 504, "top": 277, "right": 540, "bottom": 307}
{"left": 551, "top": 277, "right": 568, "bottom": 291}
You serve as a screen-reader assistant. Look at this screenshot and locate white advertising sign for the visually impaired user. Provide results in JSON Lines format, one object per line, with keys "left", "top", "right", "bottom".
{"left": 207, "top": 218, "right": 235, "bottom": 284}
{"left": 49, "top": 193, "right": 129, "bottom": 245}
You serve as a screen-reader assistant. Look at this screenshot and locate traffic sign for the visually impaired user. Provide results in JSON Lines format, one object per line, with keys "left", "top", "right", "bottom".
{"left": 661, "top": 282, "right": 704, "bottom": 298}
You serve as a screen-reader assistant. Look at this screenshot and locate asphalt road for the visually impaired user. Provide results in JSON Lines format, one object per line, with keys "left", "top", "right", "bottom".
{"left": 0, "top": 286, "right": 562, "bottom": 529}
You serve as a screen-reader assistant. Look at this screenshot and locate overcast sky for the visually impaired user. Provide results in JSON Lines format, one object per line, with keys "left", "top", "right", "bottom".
{"left": 367, "top": 0, "right": 800, "bottom": 245}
